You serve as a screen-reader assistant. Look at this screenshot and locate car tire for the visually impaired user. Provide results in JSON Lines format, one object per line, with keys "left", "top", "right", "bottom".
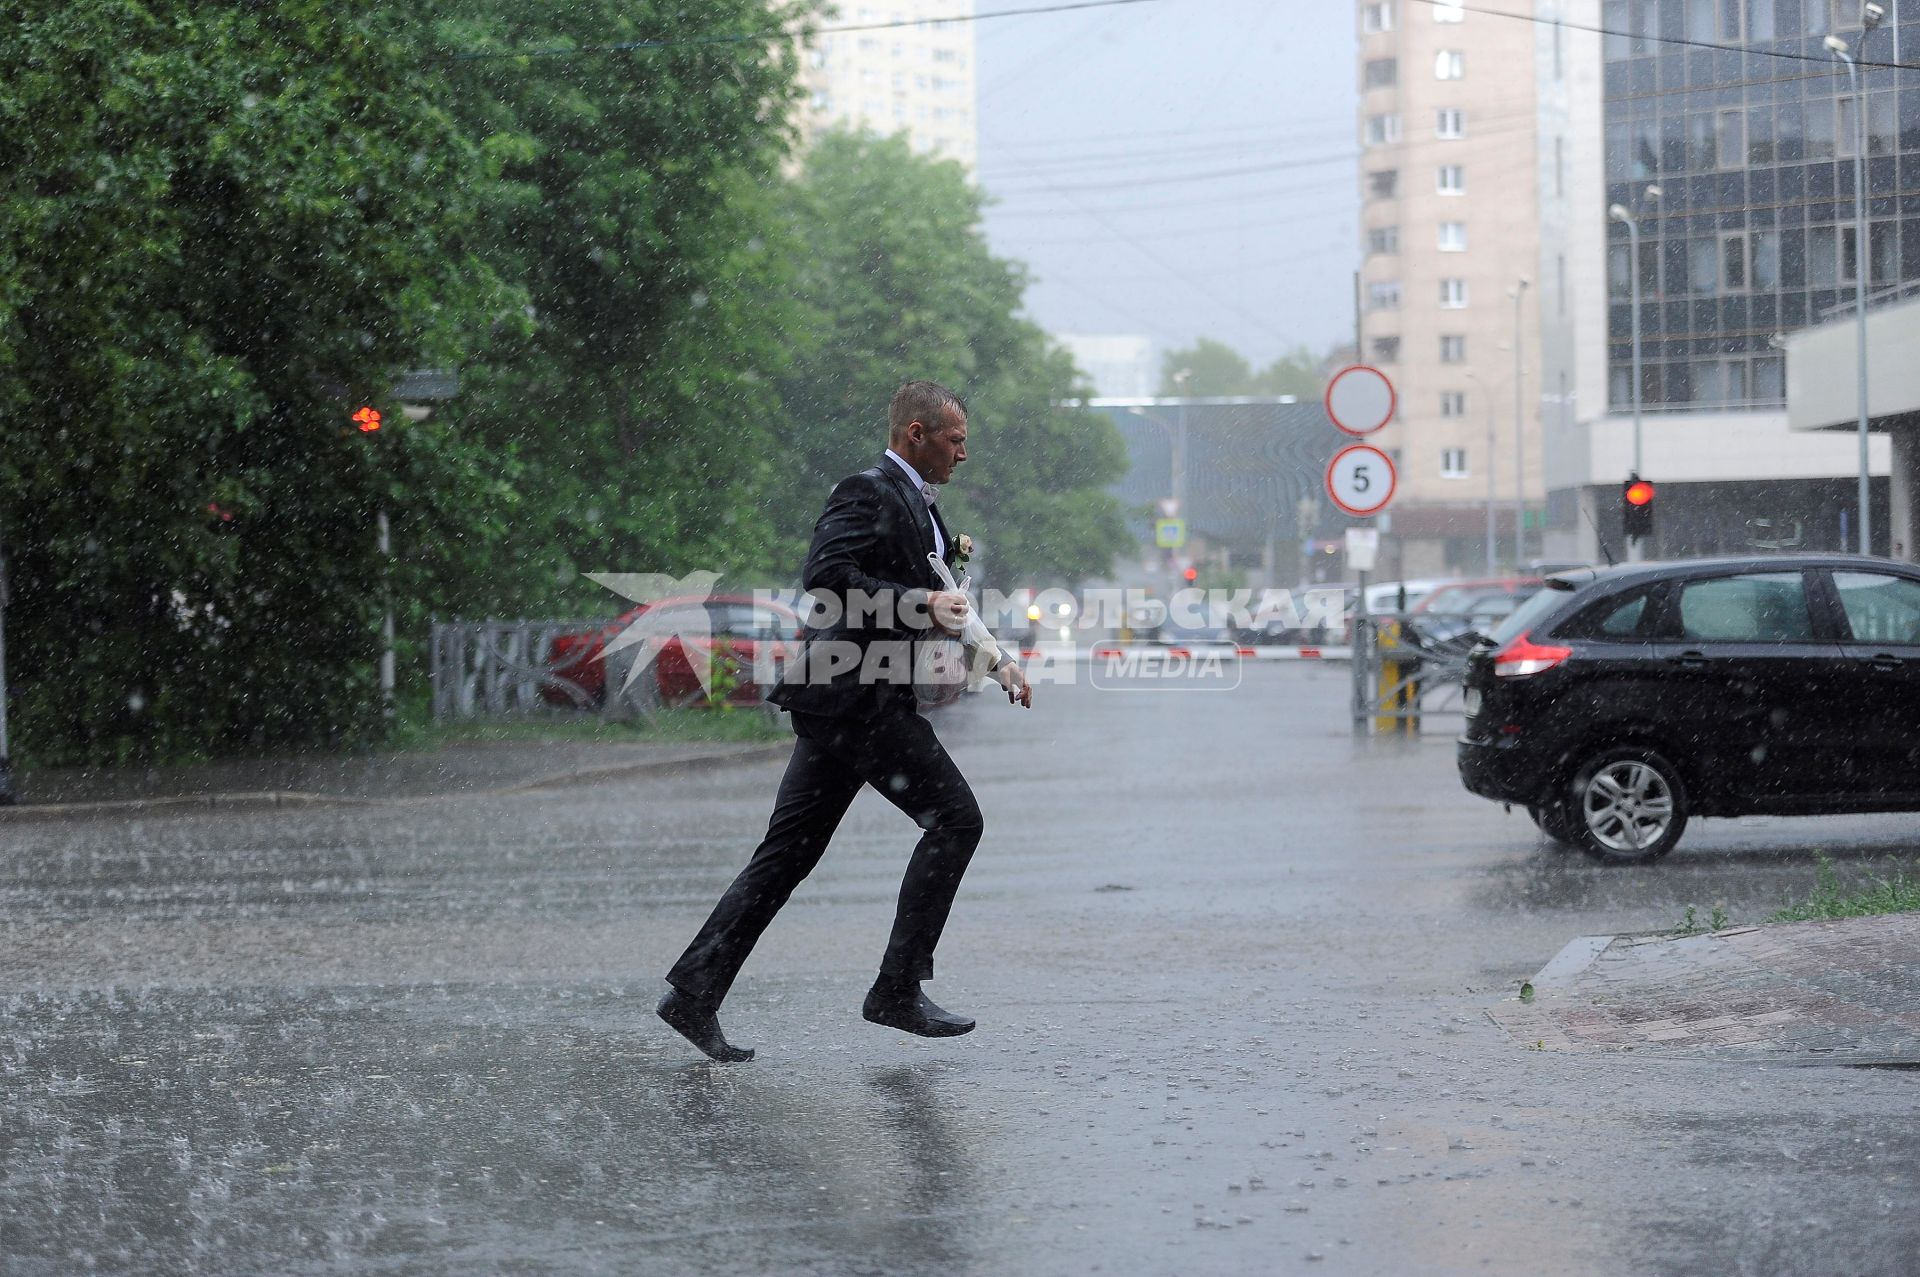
{"left": 1558, "top": 745, "right": 1688, "bottom": 865}
{"left": 1528, "top": 803, "right": 1576, "bottom": 846}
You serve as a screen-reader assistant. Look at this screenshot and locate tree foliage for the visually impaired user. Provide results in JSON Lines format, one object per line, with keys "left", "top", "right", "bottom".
{"left": 1157, "top": 339, "right": 1327, "bottom": 399}
{"left": 0, "top": 4, "right": 1125, "bottom": 765}
{"left": 775, "top": 131, "right": 1128, "bottom": 589}
{"left": 1, "top": 0, "right": 511, "bottom": 761}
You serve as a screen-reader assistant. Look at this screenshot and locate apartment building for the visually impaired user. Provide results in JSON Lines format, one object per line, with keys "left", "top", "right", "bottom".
{"left": 1356, "top": 0, "right": 1548, "bottom": 575}
{"left": 797, "top": 2, "right": 979, "bottom": 169}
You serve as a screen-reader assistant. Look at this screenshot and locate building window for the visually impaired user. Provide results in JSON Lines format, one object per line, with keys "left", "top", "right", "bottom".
{"left": 1368, "top": 281, "right": 1403, "bottom": 311}
{"left": 1687, "top": 237, "right": 1718, "bottom": 294}
{"left": 1440, "top": 391, "right": 1467, "bottom": 418}
{"left": 1721, "top": 233, "right": 1748, "bottom": 291}
{"left": 1441, "top": 447, "right": 1470, "bottom": 478}
{"left": 1368, "top": 169, "right": 1399, "bottom": 199}
{"left": 1440, "top": 278, "right": 1468, "bottom": 308}
{"left": 1435, "top": 50, "right": 1465, "bottom": 80}
{"left": 1434, "top": 0, "right": 1464, "bottom": 21}
{"left": 1438, "top": 221, "right": 1467, "bottom": 252}
{"left": 1439, "top": 334, "right": 1467, "bottom": 363}
{"left": 1367, "top": 225, "right": 1401, "bottom": 255}
{"left": 1363, "top": 57, "right": 1398, "bottom": 88}
{"left": 1716, "top": 109, "right": 1745, "bottom": 170}
{"left": 1809, "top": 226, "right": 1839, "bottom": 286}
{"left": 1437, "top": 164, "right": 1466, "bottom": 194}
{"left": 1362, "top": 2, "right": 1395, "bottom": 32}
{"left": 1366, "top": 114, "right": 1403, "bottom": 146}
{"left": 1436, "top": 108, "right": 1465, "bottom": 139}
{"left": 1371, "top": 336, "right": 1402, "bottom": 363}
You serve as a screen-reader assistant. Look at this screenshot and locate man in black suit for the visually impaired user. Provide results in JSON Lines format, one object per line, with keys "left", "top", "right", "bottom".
{"left": 659, "top": 380, "right": 1032, "bottom": 1062}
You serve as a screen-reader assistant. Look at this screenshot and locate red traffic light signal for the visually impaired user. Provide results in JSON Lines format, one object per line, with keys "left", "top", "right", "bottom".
{"left": 1622, "top": 474, "right": 1655, "bottom": 542}
{"left": 352, "top": 406, "right": 383, "bottom": 433}
{"left": 1182, "top": 567, "right": 1199, "bottom": 582}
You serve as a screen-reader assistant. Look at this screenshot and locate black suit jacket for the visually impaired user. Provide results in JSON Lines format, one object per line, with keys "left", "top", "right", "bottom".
{"left": 769, "top": 458, "right": 957, "bottom": 720}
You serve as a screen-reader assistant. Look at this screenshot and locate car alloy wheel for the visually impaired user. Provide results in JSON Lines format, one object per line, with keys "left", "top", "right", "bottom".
{"left": 1563, "top": 746, "right": 1688, "bottom": 864}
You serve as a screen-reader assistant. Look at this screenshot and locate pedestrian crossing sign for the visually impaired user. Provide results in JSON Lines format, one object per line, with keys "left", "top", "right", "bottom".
{"left": 1155, "top": 518, "right": 1187, "bottom": 549}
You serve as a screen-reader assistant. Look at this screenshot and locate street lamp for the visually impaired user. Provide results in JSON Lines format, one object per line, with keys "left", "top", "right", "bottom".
{"left": 1466, "top": 366, "right": 1497, "bottom": 575}
{"left": 1609, "top": 183, "right": 1661, "bottom": 559}
{"left": 1511, "top": 277, "right": 1530, "bottom": 567}
{"left": 1826, "top": 2, "right": 1883, "bottom": 555}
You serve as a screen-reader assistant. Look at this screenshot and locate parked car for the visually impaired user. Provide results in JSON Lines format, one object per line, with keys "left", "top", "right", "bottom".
{"left": 1404, "top": 576, "right": 1546, "bottom": 649}
{"left": 1457, "top": 555, "right": 1920, "bottom": 863}
{"left": 1148, "top": 620, "right": 1240, "bottom": 651}
{"left": 1364, "top": 578, "right": 1451, "bottom": 615}
{"left": 542, "top": 595, "right": 803, "bottom": 709}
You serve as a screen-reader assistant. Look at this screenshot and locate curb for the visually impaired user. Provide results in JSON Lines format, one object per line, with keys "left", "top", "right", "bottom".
{"left": 0, "top": 739, "right": 794, "bottom": 824}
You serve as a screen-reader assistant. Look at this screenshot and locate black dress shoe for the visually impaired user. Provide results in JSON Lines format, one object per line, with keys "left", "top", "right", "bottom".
{"left": 862, "top": 980, "right": 976, "bottom": 1038}
{"left": 657, "top": 988, "right": 754, "bottom": 1063}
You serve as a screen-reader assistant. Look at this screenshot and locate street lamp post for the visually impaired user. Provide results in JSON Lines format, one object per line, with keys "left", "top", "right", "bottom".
{"left": 1827, "top": 4, "right": 1883, "bottom": 555}
{"left": 1466, "top": 367, "right": 1497, "bottom": 575}
{"left": 1511, "top": 278, "right": 1530, "bottom": 567}
{"left": 1610, "top": 184, "right": 1660, "bottom": 560}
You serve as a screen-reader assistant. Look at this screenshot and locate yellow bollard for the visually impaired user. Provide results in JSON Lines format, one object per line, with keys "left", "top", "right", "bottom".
{"left": 1373, "top": 619, "right": 1420, "bottom": 736}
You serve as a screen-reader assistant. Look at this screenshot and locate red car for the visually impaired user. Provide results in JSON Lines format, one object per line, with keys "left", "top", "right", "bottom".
{"left": 542, "top": 595, "right": 804, "bottom": 709}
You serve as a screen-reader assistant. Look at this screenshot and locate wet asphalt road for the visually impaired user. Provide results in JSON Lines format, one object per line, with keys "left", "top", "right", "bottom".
{"left": 3, "top": 664, "right": 1917, "bottom": 1276}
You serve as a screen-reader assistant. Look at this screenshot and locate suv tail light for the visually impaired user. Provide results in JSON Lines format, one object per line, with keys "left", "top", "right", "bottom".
{"left": 1492, "top": 631, "right": 1571, "bottom": 678}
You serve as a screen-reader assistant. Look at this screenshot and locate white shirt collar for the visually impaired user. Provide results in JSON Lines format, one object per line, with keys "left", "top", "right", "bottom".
{"left": 885, "top": 449, "right": 930, "bottom": 495}
{"left": 883, "top": 449, "right": 944, "bottom": 558}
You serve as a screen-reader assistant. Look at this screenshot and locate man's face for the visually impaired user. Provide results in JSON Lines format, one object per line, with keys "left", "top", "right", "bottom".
{"left": 908, "top": 407, "right": 968, "bottom": 484}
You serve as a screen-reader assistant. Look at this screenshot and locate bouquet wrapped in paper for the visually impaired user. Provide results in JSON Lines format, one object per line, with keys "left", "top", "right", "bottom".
{"left": 913, "top": 551, "right": 1009, "bottom": 709}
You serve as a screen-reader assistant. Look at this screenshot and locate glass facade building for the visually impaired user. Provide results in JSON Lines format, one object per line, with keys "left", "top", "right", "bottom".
{"left": 1602, "top": 0, "right": 1920, "bottom": 413}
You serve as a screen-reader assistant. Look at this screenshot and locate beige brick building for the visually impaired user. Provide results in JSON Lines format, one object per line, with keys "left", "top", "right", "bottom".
{"left": 1355, "top": 0, "right": 1547, "bottom": 575}
{"left": 797, "top": 2, "right": 978, "bottom": 170}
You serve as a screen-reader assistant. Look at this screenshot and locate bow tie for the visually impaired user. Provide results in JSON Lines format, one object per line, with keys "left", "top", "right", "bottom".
{"left": 920, "top": 483, "right": 939, "bottom": 505}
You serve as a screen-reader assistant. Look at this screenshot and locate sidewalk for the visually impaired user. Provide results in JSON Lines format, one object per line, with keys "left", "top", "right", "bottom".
{"left": 1489, "top": 913, "right": 1920, "bottom": 1065}
{"left": 2, "top": 734, "right": 794, "bottom": 822}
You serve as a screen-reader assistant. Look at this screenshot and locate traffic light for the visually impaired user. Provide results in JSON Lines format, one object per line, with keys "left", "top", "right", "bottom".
{"left": 1182, "top": 566, "right": 1199, "bottom": 583}
{"left": 1623, "top": 475, "right": 1655, "bottom": 542}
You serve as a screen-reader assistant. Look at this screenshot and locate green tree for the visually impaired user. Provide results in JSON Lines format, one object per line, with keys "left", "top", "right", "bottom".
{"left": 1157, "top": 338, "right": 1253, "bottom": 397}
{"left": 1, "top": 0, "right": 513, "bottom": 763}
{"left": 1252, "top": 345, "right": 1326, "bottom": 398}
{"left": 773, "top": 131, "right": 1128, "bottom": 587}
{"left": 426, "top": 0, "right": 818, "bottom": 612}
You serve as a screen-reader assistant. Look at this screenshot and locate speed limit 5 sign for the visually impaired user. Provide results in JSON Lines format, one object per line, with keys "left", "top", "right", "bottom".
{"left": 1325, "top": 444, "right": 1396, "bottom": 517}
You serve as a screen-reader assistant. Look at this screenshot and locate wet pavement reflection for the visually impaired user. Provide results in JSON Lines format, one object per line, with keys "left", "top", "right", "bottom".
{"left": 3, "top": 664, "right": 1917, "bottom": 1274}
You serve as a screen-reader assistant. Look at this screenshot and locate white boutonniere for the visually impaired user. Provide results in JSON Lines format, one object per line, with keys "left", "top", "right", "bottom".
{"left": 954, "top": 533, "right": 974, "bottom": 565}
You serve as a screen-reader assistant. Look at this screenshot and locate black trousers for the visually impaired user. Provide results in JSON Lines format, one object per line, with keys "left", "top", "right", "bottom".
{"left": 665, "top": 707, "right": 984, "bottom": 1003}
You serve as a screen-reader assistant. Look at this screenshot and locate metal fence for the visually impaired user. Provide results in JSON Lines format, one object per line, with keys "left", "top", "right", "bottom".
{"left": 1349, "top": 613, "right": 1488, "bottom": 734}
{"left": 429, "top": 620, "right": 657, "bottom": 722}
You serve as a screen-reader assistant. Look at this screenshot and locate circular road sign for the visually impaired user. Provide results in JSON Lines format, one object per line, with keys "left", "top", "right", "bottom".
{"left": 1325, "top": 443, "right": 1397, "bottom": 517}
{"left": 1324, "top": 364, "right": 1395, "bottom": 436}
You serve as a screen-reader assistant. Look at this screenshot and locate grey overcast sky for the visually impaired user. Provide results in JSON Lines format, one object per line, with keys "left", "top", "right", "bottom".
{"left": 974, "top": 0, "right": 1360, "bottom": 374}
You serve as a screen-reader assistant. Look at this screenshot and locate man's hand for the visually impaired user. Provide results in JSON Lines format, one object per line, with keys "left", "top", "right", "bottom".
{"left": 928, "top": 590, "right": 970, "bottom": 635}
{"left": 995, "top": 660, "right": 1033, "bottom": 709}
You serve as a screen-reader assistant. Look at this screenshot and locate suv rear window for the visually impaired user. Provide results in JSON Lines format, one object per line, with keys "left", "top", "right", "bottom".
{"left": 1555, "top": 585, "right": 1660, "bottom": 641}
{"left": 1675, "top": 572, "right": 1812, "bottom": 643}
{"left": 1487, "top": 585, "right": 1571, "bottom": 647}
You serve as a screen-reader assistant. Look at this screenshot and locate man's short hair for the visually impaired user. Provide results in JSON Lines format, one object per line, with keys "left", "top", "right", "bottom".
{"left": 888, "top": 380, "right": 967, "bottom": 439}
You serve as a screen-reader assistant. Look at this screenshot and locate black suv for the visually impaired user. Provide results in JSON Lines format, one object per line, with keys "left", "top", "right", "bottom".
{"left": 1457, "top": 555, "right": 1920, "bottom": 863}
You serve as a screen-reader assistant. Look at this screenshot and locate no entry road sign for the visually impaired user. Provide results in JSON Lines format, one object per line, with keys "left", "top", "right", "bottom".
{"left": 1324, "top": 365, "right": 1395, "bottom": 437}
